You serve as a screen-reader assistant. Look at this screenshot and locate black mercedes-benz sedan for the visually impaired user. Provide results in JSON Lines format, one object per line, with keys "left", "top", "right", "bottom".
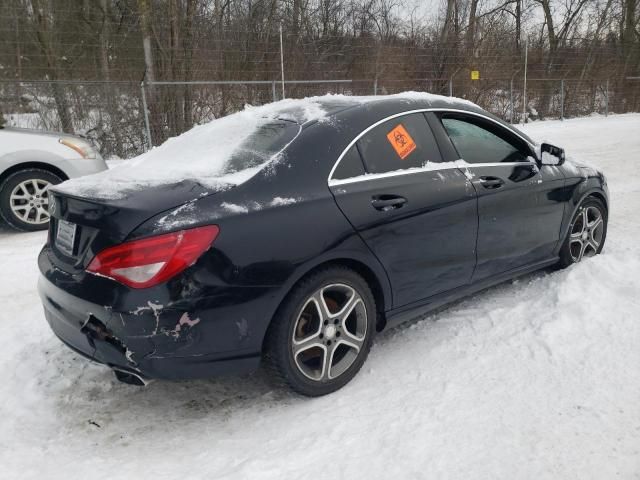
{"left": 38, "top": 94, "right": 608, "bottom": 396}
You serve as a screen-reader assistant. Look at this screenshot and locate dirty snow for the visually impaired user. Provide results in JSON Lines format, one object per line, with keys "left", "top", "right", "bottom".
{"left": 1, "top": 113, "right": 639, "bottom": 479}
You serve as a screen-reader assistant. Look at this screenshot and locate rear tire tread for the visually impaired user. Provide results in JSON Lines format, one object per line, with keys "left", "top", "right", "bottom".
{"left": 263, "top": 265, "right": 376, "bottom": 396}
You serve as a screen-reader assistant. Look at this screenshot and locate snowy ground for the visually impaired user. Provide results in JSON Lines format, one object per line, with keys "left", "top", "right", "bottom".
{"left": 1, "top": 114, "right": 639, "bottom": 479}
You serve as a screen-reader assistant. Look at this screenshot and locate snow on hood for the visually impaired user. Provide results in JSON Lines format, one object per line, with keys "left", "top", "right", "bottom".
{"left": 53, "top": 92, "right": 476, "bottom": 200}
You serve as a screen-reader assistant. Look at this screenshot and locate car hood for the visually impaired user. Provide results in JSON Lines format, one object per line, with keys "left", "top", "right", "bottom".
{"left": 1, "top": 126, "right": 85, "bottom": 140}
{"left": 563, "top": 157, "right": 603, "bottom": 179}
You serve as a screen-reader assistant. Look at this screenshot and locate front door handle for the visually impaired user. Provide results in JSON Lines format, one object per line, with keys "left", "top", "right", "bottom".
{"left": 371, "top": 195, "right": 407, "bottom": 211}
{"left": 479, "top": 176, "right": 505, "bottom": 189}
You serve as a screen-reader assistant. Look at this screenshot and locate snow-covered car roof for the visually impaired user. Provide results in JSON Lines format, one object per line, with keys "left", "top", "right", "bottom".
{"left": 53, "top": 93, "right": 482, "bottom": 200}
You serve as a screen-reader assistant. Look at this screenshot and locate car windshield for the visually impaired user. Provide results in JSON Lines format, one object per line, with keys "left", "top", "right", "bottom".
{"left": 222, "top": 120, "right": 300, "bottom": 174}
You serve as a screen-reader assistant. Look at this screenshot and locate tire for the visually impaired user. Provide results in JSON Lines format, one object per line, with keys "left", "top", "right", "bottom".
{"left": 264, "top": 266, "right": 377, "bottom": 396}
{"left": 557, "top": 196, "right": 608, "bottom": 268}
{"left": 0, "top": 169, "right": 63, "bottom": 232}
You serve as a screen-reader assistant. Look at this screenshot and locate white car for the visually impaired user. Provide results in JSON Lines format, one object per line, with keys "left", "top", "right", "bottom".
{"left": 0, "top": 127, "right": 107, "bottom": 231}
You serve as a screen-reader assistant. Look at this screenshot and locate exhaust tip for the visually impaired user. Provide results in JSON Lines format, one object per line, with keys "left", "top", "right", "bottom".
{"left": 113, "top": 368, "right": 148, "bottom": 386}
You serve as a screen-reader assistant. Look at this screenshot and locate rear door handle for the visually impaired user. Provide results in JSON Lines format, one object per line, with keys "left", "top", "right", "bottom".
{"left": 371, "top": 195, "right": 407, "bottom": 211}
{"left": 479, "top": 176, "right": 505, "bottom": 189}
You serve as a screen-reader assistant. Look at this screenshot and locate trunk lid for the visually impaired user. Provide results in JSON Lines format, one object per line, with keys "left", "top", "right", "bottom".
{"left": 47, "top": 180, "right": 225, "bottom": 273}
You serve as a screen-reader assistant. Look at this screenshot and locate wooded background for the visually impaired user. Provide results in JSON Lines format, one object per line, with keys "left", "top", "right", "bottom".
{"left": 1, "top": 0, "right": 639, "bottom": 158}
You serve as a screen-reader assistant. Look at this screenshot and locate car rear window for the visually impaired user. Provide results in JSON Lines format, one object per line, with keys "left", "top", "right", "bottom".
{"left": 222, "top": 121, "right": 300, "bottom": 174}
{"left": 356, "top": 113, "right": 442, "bottom": 174}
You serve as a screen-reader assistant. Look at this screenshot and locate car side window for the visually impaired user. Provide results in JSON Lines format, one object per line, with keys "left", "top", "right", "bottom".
{"left": 332, "top": 145, "right": 366, "bottom": 180}
{"left": 356, "top": 113, "right": 442, "bottom": 174}
{"left": 441, "top": 116, "right": 530, "bottom": 164}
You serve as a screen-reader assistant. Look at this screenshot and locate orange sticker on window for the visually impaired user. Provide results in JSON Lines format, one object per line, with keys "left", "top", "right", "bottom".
{"left": 386, "top": 124, "right": 417, "bottom": 160}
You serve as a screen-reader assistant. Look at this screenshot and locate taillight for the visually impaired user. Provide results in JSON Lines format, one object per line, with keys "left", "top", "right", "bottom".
{"left": 87, "top": 225, "right": 219, "bottom": 288}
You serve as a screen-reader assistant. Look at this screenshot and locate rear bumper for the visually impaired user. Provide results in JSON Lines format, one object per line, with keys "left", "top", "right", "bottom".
{"left": 38, "top": 274, "right": 263, "bottom": 380}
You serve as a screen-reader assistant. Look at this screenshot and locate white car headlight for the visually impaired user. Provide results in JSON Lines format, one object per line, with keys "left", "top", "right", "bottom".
{"left": 58, "top": 137, "right": 97, "bottom": 159}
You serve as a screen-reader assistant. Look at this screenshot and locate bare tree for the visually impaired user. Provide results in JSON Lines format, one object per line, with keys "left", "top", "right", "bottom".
{"left": 1, "top": 0, "right": 638, "bottom": 155}
{"left": 28, "top": 0, "right": 73, "bottom": 132}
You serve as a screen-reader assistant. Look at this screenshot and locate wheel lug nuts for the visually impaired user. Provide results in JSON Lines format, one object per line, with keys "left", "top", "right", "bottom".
{"left": 336, "top": 331, "right": 341, "bottom": 337}
{"left": 319, "top": 333, "right": 324, "bottom": 339}
{"left": 323, "top": 320, "right": 328, "bottom": 325}
{"left": 326, "top": 340, "right": 332, "bottom": 346}
{"left": 334, "top": 319, "right": 339, "bottom": 325}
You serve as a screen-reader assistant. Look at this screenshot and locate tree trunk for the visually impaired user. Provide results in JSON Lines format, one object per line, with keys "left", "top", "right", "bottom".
{"left": 99, "top": 0, "right": 110, "bottom": 82}
{"left": 515, "top": 0, "right": 521, "bottom": 51}
{"left": 138, "top": 0, "right": 156, "bottom": 83}
{"left": 15, "top": 11, "right": 22, "bottom": 79}
{"left": 539, "top": 0, "right": 557, "bottom": 60}
{"left": 623, "top": 0, "right": 636, "bottom": 54}
{"left": 137, "top": 0, "right": 159, "bottom": 143}
{"left": 169, "top": 0, "right": 183, "bottom": 137}
{"left": 466, "top": 0, "right": 479, "bottom": 58}
{"left": 30, "top": 0, "right": 73, "bottom": 132}
{"left": 183, "top": 0, "right": 196, "bottom": 129}
{"left": 293, "top": 0, "right": 301, "bottom": 37}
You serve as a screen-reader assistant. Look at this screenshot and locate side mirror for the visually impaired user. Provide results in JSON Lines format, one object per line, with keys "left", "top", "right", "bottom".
{"left": 540, "top": 143, "right": 565, "bottom": 166}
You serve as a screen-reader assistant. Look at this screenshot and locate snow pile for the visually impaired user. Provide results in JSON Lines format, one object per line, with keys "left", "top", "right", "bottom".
{"left": 350, "top": 90, "right": 477, "bottom": 107}
{"left": 0, "top": 114, "right": 639, "bottom": 478}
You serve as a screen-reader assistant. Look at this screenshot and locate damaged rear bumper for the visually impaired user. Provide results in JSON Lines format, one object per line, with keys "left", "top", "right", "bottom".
{"left": 38, "top": 274, "right": 263, "bottom": 381}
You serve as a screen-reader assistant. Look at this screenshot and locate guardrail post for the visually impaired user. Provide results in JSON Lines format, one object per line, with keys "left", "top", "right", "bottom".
{"left": 374, "top": 77, "right": 378, "bottom": 96}
{"left": 605, "top": 79, "right": 609, "bottom": 116}
{"left": 140, "top": 81, "right": 152, "bottom": 151}
{"left": 272, "top": 80, "right": 277, "bottom": 102}
{"left": 560, "top": 79, "right": 564, "bottom": 121}
{"left": 448, "top": 77, "right": 453, "bottom": 97}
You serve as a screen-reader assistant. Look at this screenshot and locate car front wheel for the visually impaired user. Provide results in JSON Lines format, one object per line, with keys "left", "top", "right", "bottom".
{"left": 264, "top": 266, "right": 376, "bottom": 396}
{"left": 558, "top": 196, "right": 608, "bottom": 268}
{"left": 0, "top": 169, "right": 63, "bottom": 231}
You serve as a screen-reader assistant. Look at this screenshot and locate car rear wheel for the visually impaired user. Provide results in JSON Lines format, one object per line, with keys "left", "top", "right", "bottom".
{"left": 0, "top": 169, "right": 63, "bottom": 232}
{"left": 264, "top": 266, "right": 376, "bottom": 396}
{"left": 558, "top": 197, "right": 607, "bottom": 268}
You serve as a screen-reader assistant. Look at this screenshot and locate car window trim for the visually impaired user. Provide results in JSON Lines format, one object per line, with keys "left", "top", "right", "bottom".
{"left": 327, "top": 108, "right": 536, "bottom": 186}
{"left": 329, "top": 163, "right": 462, "bottom": 186}
{"left": 328, "top": 161, "right": 534, "bottom": 187}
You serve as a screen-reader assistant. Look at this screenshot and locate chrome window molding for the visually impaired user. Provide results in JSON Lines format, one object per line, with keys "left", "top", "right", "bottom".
{"left": 327, "top": 108, "right": 536, "bottom": 187}
{"left": 328, "top": 161, "right": 537, "bottom": 187}
{"left": 463, "top": 162, "right": 538, "bottom": 168}
{"left": 329, "top": 163, "right": 462, "bottom": 186}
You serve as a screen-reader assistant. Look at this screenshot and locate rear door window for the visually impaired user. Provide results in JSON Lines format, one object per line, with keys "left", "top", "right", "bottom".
{"left": 332, "top": 145, "right": 366, "bottom": 180}
{"left": 357, "top": 113, "right": 442, "bottom": 174}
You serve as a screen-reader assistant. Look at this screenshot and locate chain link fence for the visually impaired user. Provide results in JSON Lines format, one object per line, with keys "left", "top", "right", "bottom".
{"left": 2, "top": 77, "right": 640, "bottom": 159}
{"left": 1, "top": 80, "right": 147, "bottom": 159}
